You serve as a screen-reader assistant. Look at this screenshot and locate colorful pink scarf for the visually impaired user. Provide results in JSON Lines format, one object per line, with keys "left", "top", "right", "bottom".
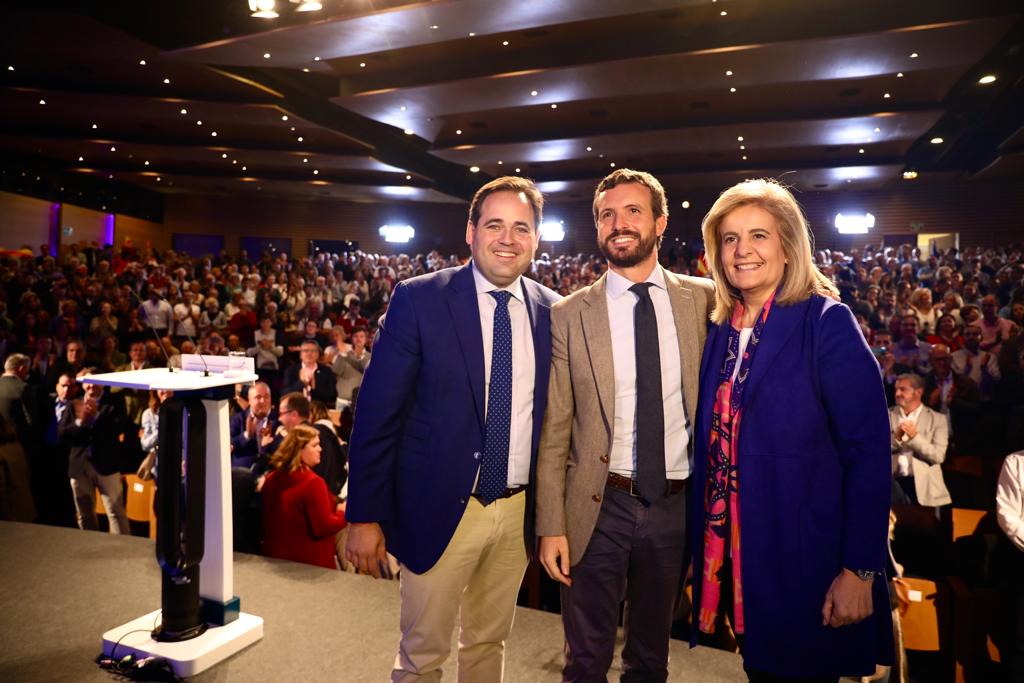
{"left": 699, "top": 294, "right": 774, "bottom": 635}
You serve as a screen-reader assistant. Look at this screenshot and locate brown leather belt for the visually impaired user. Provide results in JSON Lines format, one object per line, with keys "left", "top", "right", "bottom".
{"left": 472, "top": 485, "right": 527, "bottom": 502}
{"left": 606, "top": 471, "right": 686, "bottom": 498}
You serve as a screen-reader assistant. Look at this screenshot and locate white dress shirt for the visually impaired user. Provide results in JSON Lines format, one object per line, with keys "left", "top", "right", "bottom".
{"left": 472, "top": 263, "right": 535, "bottom": 487}
{"left": 996, "top": 451, "right": 1024, "bottom": 551}
{"left": 605, "top": 267, "right": 690, "bottom": 480}
{"left": 893, "top": 403, "right": 924, "bottom": 476}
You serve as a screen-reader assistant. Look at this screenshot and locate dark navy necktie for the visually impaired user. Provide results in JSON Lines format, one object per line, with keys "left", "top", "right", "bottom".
{"left": 630, "top": 282, "right": 666, "bottom": 501}
{"left": 479, "top": 290, "right": 512, "bottom": 504}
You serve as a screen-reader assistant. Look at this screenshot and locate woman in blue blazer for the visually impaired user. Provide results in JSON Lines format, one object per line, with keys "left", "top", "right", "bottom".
{"left": 690, "top": 179, "right": 893, "bottom": 681}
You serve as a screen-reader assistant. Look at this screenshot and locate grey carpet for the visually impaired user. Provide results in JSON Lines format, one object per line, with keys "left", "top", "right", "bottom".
{"left": 0, "top": 521, "right": 745, "bottom": 681}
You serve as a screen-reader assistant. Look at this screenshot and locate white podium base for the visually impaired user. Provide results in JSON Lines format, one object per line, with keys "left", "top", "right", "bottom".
{"left": 102, "top": 610, "right": 263, "bottom": 677}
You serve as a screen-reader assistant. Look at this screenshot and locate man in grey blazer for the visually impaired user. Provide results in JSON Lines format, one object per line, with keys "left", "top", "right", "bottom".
{"left": 535, "top": 169, "right": 714, "bottom": 681}
{"left": 890, "top": 373, "right": 951, "bottom": 508}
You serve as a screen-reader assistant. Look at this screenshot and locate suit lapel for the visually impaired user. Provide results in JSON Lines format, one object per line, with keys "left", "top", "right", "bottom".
{"left": 664, "top": 270, "right": 701, "bottom": 425}
{"left": 742, "top": 297, "right": 811, "bottom": 407}
{"left": 446, "top": 265, "right": 486, "bottom": 434}
{"left": 580, "top": 274, "right": 615, "bottom": 427}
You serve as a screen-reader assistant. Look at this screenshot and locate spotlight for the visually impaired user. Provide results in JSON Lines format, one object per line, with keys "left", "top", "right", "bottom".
{"left": 249, "top": 0, "right": 278, "bottom": 18}
{"left": 292, "top": 0, "right": 322, "bottom": 10}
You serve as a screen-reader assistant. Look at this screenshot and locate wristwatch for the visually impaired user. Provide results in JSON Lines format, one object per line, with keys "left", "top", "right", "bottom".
{"left": 849, "top": 568, "right": 877, "bottom": 582}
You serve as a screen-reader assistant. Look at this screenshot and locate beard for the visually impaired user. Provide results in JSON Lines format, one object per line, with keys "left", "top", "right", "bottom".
{"left": 598, "top": 229, "right": 658, "bottom": 268}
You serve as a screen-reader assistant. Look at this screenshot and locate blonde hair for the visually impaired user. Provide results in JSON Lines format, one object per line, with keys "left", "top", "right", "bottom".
{"left": 701, "top": 178, "right": 838, "bottom": 324}
{"left": 269, "top": 424, "right": 319, "bottom": 473}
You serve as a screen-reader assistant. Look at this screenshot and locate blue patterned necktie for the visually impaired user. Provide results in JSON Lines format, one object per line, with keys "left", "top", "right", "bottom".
{"left": 479, "top": 290, "right": 513, "bottom": 504}
{"left": 630, "top": 282, "right": 666, "bottom": 501}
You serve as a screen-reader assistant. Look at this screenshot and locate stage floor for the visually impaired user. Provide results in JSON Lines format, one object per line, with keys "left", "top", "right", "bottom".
{"left": 0, "top": 522, "right": 745, "bottom": 681}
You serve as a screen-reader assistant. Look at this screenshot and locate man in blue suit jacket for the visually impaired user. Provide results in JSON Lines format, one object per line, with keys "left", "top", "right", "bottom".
{"left": 228, "top": 382, "right": 277, "bottom": 469}
{"left": 346, "top": 177, "right": 561, "bottom": 682}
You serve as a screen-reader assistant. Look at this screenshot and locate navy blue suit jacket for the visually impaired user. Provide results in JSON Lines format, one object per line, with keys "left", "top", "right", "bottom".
{"left": 347, "top": 264, "right": 560, "bottom": 574}
{"left": 229, "top": 407, "right": 278, "bottom": 469}
{"left": 689, "top": 295, "right": 894, "bottom": 677}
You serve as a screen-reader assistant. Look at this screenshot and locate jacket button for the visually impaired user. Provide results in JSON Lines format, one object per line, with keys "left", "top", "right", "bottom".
{"left": 459, "top": 498, "right": 466, "bottom": 505}
{"left": 473, "top": 452, "right": 481, "bottom": 460}
{"left": 592, "top": 494, "right": 602, "bottom": 503}
{"left": 599, "top": 454, "right": 609, "bottom": 463}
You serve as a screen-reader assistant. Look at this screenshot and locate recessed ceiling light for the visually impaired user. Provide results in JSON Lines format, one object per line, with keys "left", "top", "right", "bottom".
{"left": 515, "top": 167, "right": 521, "bottom": 172}
{"left": 729, "top": 87, "right": 736, "bottom": 93}
{"left": 242, "top": 166, "right": 247, "bottom": 171}
{"left": 469, "top": 32, "right": 476, "bottom": 37}
{"left": 281, "top": 115, "right": 289, "bottom": 121}
{"left": 400, "top": 105, "right": 407, "bottom": 111}
{"left": 720, "top": 10, "right": 727, "bottom": 16}
{"left": 978, "top": 74, "right": 996, "bottom": 84}
{"left": 6, "top": 66, "right": 13, "bottom": 71}
{"left": 404, "top": 128, "right": 414, "bottom": 135}
{"left": 910, "top": 52, "right": 919, "bottom": 58}
{"left": 263, "top": 53, "right": 271, "bottom": 59}
{"left": 110, "top": 146, "right": 116, "bottom": 152}
{"left": 742, "top": 155, "right": 748, "bottom": 160}
{"left": 163, "top": 78, "right": 170, "bottom": 84}
{"left": 530, "top": 90, "right": 538, "bottom": 97}
{"left": 883, "top": 92, "right": 891, "bottom": 98}
{"left": 303, "top": 158, "right": 308, "bottom": 163}
{"left": 586, "top": 146, "right": 592, "bottom": 152}
{"left": 297, "top": 136, "right": 304, "bottom": 142}
{"left": 406, "top": 174, "right": 412, "bottom": 180}
{"left": 180, "top": 108, "right": 187, "bottom": 115}
{"left": 902, "top": 170, "right": 918, "bottom": 180}
{"left": 211, "top": 131, "right": 217, "bottom": 137}
{"left": 302, "top": 68, "right": 309, "bottom": 73}
{"left": 737, "top": 136, "right": 744, "bottom": 141}
{"left": 550, "top": 103, "right": 557, "bottom": 109}
{"left": 38, "top": 99, "right": 46, "bottom": 105}
{"left": 313, "top": 169, "right": 319, "bottom": 174}
{"left": 456, "top": 129, "right": 462, "bottom": 135}
{"left": 874, "top": 127, "right": 881, "bottom": 133}
{"left": 156, "top": 177, "right": 161, "bottom": 181}
{"left": 429, "top": 25, "right": 439, "bottom": 30}
{"left": 144, "top": 160, "right": 150, "bottom": 165}
{"left": 610, "top": 162, "right": 616, "bottom": 167}
{"left": 196, "top": 120, "right": 202, "bottom": 125}
{"left": 91, "top": 123, "right": 98, "bottom": 129}
{"left": 78, "top": 156, "right": 83, "bottom": 162}
{"left": 232, "top": 159, "right": 237, "bottom": 164}
{"left": 682, "top": 200, "right": 691, "bottom": 209}
{"left": 858, "top": 148, "right": 865, "bottom": 154}
{"left": 222, "top": 153, "right": 228, "bottom": 159}
{"left": 497, "top": 160, "right": 503, "bottom": 165}
{"left": 290, "top": 126, "right": 296, "bottom": 131}
{"left": 139, "top": 59, "right": 147, "bottom": 66}
{"left": 470, "top": 166, "right": 480, "bottom": 173}
{"left": 359, "top": 62, "right": 366, "bottom": 68}
{"left": 314, "top": 56, "right": 321, "bottom": 61}
{"left": 896, "top": 72, "right": 904, "bottom": 78}
{"left": 740, "top": 145, "right": 745, "bottom": 150}
{"left": 502, "top": 40, "right": 509, "bottom": 46}
{"left": 930, "top": 137, "right": 944, "bottom": 144}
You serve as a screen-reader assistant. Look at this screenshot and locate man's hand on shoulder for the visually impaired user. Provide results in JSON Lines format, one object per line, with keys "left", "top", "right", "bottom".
{"left": 345, "top": 522, "right": 388, "bottom": 579}
{"left": 539, "top": 535, "right": 572, "bottom": 586}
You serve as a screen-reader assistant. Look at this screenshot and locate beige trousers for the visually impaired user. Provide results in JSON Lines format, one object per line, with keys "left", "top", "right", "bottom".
{"left": 392, "top": 492, "right": 527, "bottom": 683}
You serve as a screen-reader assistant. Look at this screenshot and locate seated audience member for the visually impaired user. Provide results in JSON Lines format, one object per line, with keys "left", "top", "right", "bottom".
{"left": 995, "top": 447, "right": 1024, "bottom": 682}
{"left": 262, "top": 392, "right": 344, "bottom": 496}
{"left": 59, "top": 368, "right": 131, "bottom": 533}
{"left": 909, "top": 287, "right": 941, "bottom": 336}
{"left": 138, "top": 389, "right": 172, "bottom": 480}
{"left": 952, "top": 324, "right": 1001, "bottom": 399}
{"left": 112, "top": 341, "right": 150, "bottom": 424}
{"left": 337, "top": 299, "right": 368, "bottom": 334}
{"left": 309, "top": 400, "right": 347, "bottom": 497}
{"left": 281, "top": 340, "right": 336, "bottom": 405}
{"left": 926, "top": 313, "right": 964, "bottom": 351}
{"left": 228, "top": 382, "right": 276, "bottom": 469}
{"left": 331, "top": 326, "right": 370, "bottom": 408}
{"left": 261, "top": 424, "right": 347, "bottom": 569}
{"left": 248, "top": 317, "right": 283, "bottom": 371}
{"left": 893, "top": 314, "right": 932, "bottom": 374}
{"left": 198, "top": 297, "right": 227, "bottom": 336}
{"left": 923, "top": 344, "right": 982, "bottom": 446}
{"left": 974, "top": 294, "right": 1020, "bottom": 354}
{"left": 890, "top": 373, "right": 951, "bottom": 510}
{"left": 0, "top": 413, "right": 36, "bottom": 522}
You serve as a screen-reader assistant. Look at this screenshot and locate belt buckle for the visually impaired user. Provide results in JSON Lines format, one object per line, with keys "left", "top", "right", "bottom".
{"left": 629, "top": 478, "right": 641, "bottom": 498}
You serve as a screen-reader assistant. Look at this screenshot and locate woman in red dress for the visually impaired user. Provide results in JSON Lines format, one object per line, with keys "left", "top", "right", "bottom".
{"left": 261, "top": 424, "right": 347, "bottom": 569}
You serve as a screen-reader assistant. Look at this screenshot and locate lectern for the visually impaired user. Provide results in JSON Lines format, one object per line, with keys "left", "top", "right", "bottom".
{"left": 81, "top": 354, "right": 263, "bottom": 677}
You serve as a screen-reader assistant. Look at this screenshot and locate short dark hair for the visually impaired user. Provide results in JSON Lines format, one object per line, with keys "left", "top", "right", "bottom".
{"left": 468, "top": 176, "right": 544, "bottom": 229}
{"left": 592, "top": 168, "right": 669, "bottom": 223}
{"left": 280, "top": 392, "right": 310, "bottom": 419}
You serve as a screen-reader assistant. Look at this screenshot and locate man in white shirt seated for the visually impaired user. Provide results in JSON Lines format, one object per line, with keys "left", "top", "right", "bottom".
{"left": 889, "top": 373, "right": 950, "bottom": 510}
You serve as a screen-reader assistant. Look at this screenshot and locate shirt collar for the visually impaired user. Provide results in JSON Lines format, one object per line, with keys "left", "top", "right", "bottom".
{"left": 900, "top": 403, "right": 923, "bottom": 421}
{"left": 606, "top": 265, "right": 665, "bottom": 300}
{"left": 471, "top": 261, "right": 525, "bottom": 303}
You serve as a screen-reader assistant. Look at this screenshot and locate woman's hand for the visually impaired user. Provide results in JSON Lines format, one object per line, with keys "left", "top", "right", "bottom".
{"left": 822, "top": 569, "right": 874, "bottom": 627}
